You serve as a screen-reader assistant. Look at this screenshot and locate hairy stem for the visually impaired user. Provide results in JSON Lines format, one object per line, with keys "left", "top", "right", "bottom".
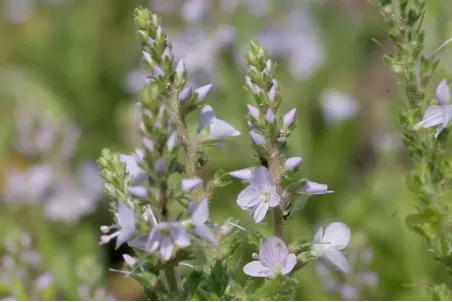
{"left": 268, "top": 143, "right": 284, "bottom": 238}
{"left": 168, "top": 90, "right": 205, "bottom": 199}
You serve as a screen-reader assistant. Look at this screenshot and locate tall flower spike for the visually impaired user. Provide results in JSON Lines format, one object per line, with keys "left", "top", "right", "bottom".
{"left": 243, "top": 236, "right": 296, "bottom": 278}
{"left": 311, "top": 222, "right": 351, "bottom": 273}
{"left": 236, "top": 167, "right": 280, "bottom": 223}
{"left": 414, "top": 79, "right": 452, "bottom": 139}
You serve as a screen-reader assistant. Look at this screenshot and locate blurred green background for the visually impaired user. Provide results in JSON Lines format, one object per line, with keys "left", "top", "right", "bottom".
{"left": 1, "top": 0, "right": 452, "bottom": 300}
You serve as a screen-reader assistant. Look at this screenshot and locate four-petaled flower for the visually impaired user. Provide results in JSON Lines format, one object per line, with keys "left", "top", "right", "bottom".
{"left": 243, "top": 236, "right": 297, "bottom": 278}
{"left": 189, "top": 198, "right": 217, "bottom": 245}
{"left": 414, "top": 79, "right": 452, "bottom": 139}
{"left": 237, "top": 167, "right": 280, "bottom": 223}
{"left": 146, "top": 222, "right": 191, "bottom": 261}
{"left": 311, "top": 222, "right": 351, "bottom": 273}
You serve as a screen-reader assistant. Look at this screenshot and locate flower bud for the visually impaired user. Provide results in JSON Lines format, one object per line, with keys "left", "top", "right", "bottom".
{"left": 283, "top": 108, "right": 297, "bottom": 128}
{"left": 249, "top": 131, "right": 266, "bottom": 145}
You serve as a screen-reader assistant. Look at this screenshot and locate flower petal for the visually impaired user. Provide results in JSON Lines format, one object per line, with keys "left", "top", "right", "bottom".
{"left": 322, "top": 222, "right": 351, "bottom": 250}
{"left": 269, "top": 192, "right": 280, "bottom": 207}
{"left": 127, "top": 235, "right": 147, "bottom": 250}
{"left": 182, "top": 178, "right": 203, "bottom": 192}
{"left": 324, "top": 250, "right": 349, "bottom": 273}
{"left": 303, "top": 181, "right": 333, "bottom": 195}
{"left": 193, "top": 224, "right": 217, "bottom": 245}
{"left": 247, "top": 104, "right": 260, "bottom": 119}
{"left": 191, "top": 198, "right": 209, "bottom": 225}
{"left": 251, "top": 167, "right": 274, "bottom": 188}
{"left": 128, "top": 186, "right": 148, "bottom": 199}
{"left": 229, "top": 168, "right": 254, "bottom": 181}
{"left": 160, "top": 236, "right": 174, "bottom": 261}
{"left": 117, "top": 203, "right": 136, "bottom": 229}
{"left": 120, "top": 154, "right": 147, "bottom": 184}
{"left": 243, "top": 260, "right": 272, "bottom": 278}
{"left": 209, "top": 119, "right": 241, "bottom": 139}
{"left": 253, "top": 202, "right": 269, "bottom": 223}
{"left": 198, "top": 106, "right": 216, "bottom": 132}
{"left": 195, "top": 84, "right": 213, "bottom": 101}
{"left": 237, "top": 185, "right": 261, "bottom": 208}
{"left": 145, "top": 228, "right": 161, "bottom": 252}
{"left": 436, "top": 79, "right": 450, "bottom": 105}
{"left": 313, "top": 226, "right": 323, "bottom": 244}
{"left": 258, "top": 236, "right": 289, "bottom": 269}
{"left": 170, "top": 224, "right": 191, "bottom": 248}
{"left": 249, "top": 131, "right": 266, "bottom": 145}
{"left": 282, "top": 253, "right": 297, "bottom": 275}
{"left": 414, "top": 105, "right": 443, "bottom": 130}
{"left": 284, "top": 157, "right": 303, "bottom": 170}
{"left": 283, "top": 108, "right": 297, "bottom": 128}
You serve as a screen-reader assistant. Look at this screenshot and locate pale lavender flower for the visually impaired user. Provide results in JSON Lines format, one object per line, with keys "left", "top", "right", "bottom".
{"left": 237, "top": 167, "right": 280, "bottom": 223}
{"left": 35, "top": 273, "right": 54, "bottom": 290}
{"left": 414, "top": 79, "right": 452, "bottom": 138}
{"left": 284, "top": 157, "right": 303, "bottom": 170}
{"left": 311, "top": 222, "right": 351, "bottom": 273}
{"left": 265, "top": 108, "right": 275, "bottom": 122}
{"left": 155, "top": 158, "right": 168, "bottom": 172}
{"left": 3, "top": 164, "right": 53, "bottom": 204}
{"left": 339, "top": 284, "right": 357, "bottom": 300}
{"left": 247, "top": 104, "right": 260, "bottom": 119}
{"left": 180, "top": 0, "right": 209, "bottom": 23}
{"left": 229, "top": 168, "right": 254, "bottom": 181}
{"left": 142, "top": 137, "right": 154, "bottom": 152}
{"left": 195, "top": 84, "right": 213, "bottom": 101}
{"left": 128, "top": 186, "right": 148, "bottom": 199}
{"left": 179, "top": 87, "right": 193, "bottom": 101}
{"left": 320, "top": 90, "right": 358, "bottom": 126}
{"left": 243, "top": 236, "right": 296, "bottom": 278}
{"left": 198, "top": 106, "right": 240, "bottom": 140}
{"left": 146, "top": 222, "right": 191, "bottom": 261}
{"left": 249, "top": 131, "right": 266, "bottom": 145}
{"left": 283, "top": 108, "right": 297, "bottom": 128}
{"left": 100, "top": 203, "right": 136, "bottom": 249}
{"left": 120, "top": 154, "right": 147, "bottom": 184}
{"left": 182, "top": 178, "right": 203, "bottom": 192}
{"left": 303, "top": 181, "right": 333, "bottom": 195}
{"left": 358, "top": 272, "right": 378, "bottom": 286}
{"left": 190, "top": 199, "right": 217, "bottom": 245}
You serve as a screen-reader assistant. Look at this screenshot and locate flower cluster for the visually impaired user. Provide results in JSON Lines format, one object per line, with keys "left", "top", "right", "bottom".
{"left": 99, "top": 7, "right": 240, "bottom": 269}
{"left": 0, "top": 232, "right": 55, "bottom": 301}
{"left": 99, "top": 7, "right": 352, "bottom": 300}
{"left": 2, "top": 105, "right": 104, "bottom": 224}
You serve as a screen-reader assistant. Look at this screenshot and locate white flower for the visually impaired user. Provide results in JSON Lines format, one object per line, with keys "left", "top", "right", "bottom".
{"left": 311, "top": 222, "right": 351, "bottom": 273}
{"left": 414, "top": 79, "right": 452, "bottom": 139}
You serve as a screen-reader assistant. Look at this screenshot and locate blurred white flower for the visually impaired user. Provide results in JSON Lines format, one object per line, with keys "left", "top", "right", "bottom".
{"left": 320, "top": 89, "right": 359, "bottom": 126}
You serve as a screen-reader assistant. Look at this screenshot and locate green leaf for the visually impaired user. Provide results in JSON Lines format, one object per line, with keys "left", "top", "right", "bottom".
{"left": 208, "top": 260, "right": 229, "bottom": 297}
{"left": 182, "top": 270, "right": 205, "bottom": 300}
{"left": 406, "top": 207, "right": 442, "bottom": 241}
{"left": 252, "top": 275, "right": 300, "bottom": 301}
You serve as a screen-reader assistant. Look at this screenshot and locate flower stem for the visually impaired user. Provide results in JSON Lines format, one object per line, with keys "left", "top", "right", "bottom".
{"left": 268, "top": 142, "right": 284, "bottom": 238}
{"left": 164, "top": 266, "right": 180, "bottom": 298}
{"left": 168, "top": 89, "right": 205, "bottom": 199}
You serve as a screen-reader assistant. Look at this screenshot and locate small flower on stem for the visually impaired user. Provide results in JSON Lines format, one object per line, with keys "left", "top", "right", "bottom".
{"left": 146, "top": 222, "right": 191, "bottom": 261}
{"left": 311, "top": 222, "right": 351, "bottom": 273}
{"left": 303, "top": 181, "right": 333, "bottom": 195}
{"left": 190, "top": 198, "right": 217, "bottom": 245}
{"left": 237, "top": 167, "right": 280, "bottom": 223}
{"left": 198, "top": 106, "right": 241, "bottom": 140}
{"left": 243, "top": 236, "right": 297, "bottom": 278}
{"left": 100, "top": 203, "right": 137, "bottom": 249}
{"left": 414, "top": 79, "right": 452, "bottom": 139}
